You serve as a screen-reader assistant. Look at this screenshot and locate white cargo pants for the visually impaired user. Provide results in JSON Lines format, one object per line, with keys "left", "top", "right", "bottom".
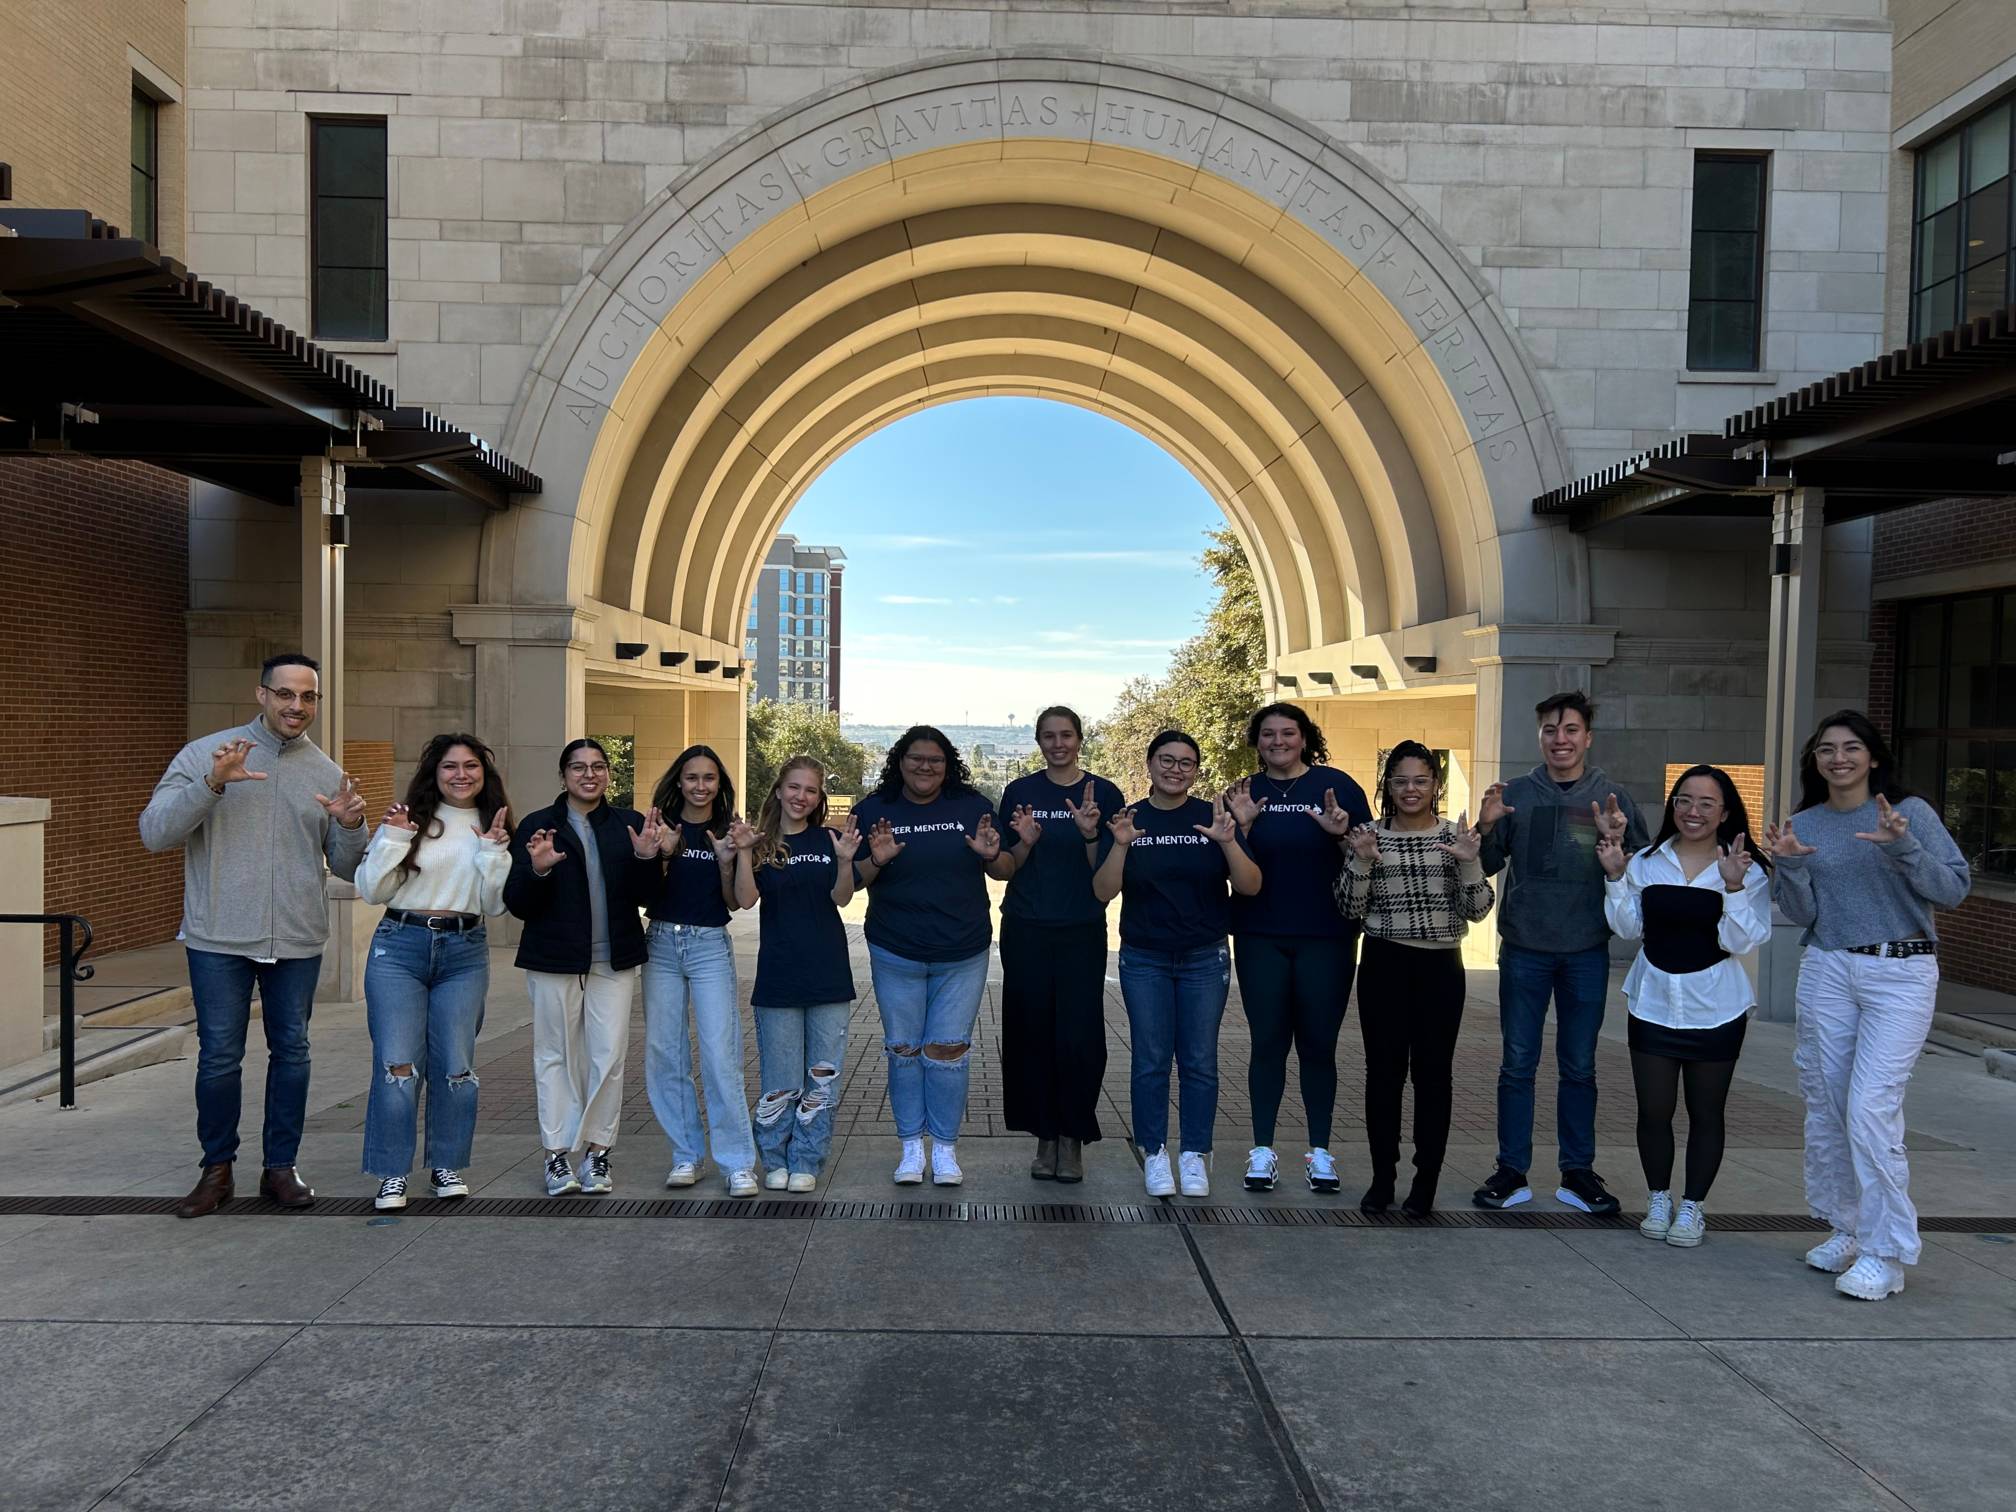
{"left": 1793, "top": 947, "right": 1938, "bottom": 1265}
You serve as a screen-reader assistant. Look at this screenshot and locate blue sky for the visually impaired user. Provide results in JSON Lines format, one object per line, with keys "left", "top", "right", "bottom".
{"left": 781, "top": 397, "right": 1225, "bottom": 726}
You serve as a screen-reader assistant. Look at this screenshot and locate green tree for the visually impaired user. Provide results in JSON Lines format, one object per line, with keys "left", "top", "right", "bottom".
{"left": 744, "top": 699, "right": 871, "bottom": 811}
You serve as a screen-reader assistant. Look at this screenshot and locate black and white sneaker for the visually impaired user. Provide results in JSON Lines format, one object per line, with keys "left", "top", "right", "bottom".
{"left": 544, "top": 1152, "right": 580, "bottom": 1196}
{"left": 581, "top": 1149, "right": 613, "bottom": 1195}
{"left": 430, "top": 1168, "right": 468, "bottom": 1199}
{"left": 374, "top": 1176, "right": 408, "bottom": 1211}
{"left": 1243, "top": 1146, "right": 1279, "bottom": 1191}
{"left": 1556, "top": 1168, "right": 1621, "bottom": 1215}
{"left": 1471, "top": 1165, "right": 1532, "bottom": 1209}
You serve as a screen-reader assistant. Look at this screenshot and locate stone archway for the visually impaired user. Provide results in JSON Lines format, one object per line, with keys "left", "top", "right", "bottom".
{"left": 474, "top": 55, "right": 1594, "bottom": 795}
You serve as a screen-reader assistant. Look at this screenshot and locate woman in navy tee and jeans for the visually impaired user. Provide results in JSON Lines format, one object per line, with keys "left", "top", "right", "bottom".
{"left": 996, "top": 706, "right": 1126, "bottom": 1184}
{"left": 727, "top": 755, "right": 860, "bottom": 1193}
{"left": 1094, "top": 730, "right": 1263, "bottom": 1200}
{"left": 853, "top": 726, "right": 1015, "bottom": 1187}
{"left": 1224, "top": 702, "right": 1372, "bottom": 1195}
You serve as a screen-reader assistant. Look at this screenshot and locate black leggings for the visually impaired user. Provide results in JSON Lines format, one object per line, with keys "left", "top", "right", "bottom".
{"left": 1233, "top": 933, "right": 1355, "bottom": 1148}
{"left": 1356, "top": 935, "right": 1467, "bottom": 1179}
{"left": 1630, "top": 1051, "right": 1738, "bottom": 1201}
{"left": 999, "top": 917, "right": 1108, "bottom": 1142}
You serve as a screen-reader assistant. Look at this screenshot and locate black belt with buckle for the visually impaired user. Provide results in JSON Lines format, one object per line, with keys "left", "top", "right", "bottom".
{"left": 385, "top": 909, "right": 483, "bottom": 933}
{"left": 1845, "top": 939, "right": 1936, "bottom": 959}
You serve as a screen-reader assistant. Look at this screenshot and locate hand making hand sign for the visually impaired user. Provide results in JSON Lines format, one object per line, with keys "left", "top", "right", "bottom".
{"left": 1313, "top": 787, "right": 1353, "bottom": 838}
{"left": 380, "top": 801, "right": 418, "bottom": 833}
{"left": 867, "top": 817, "right": 905, "bottom": 866}
{"left": 725, "top": 815, "right": 760, "bottom": 853}
{"left": 1107, "top": 803, "right": 1142, "bottom": 848}
{"left": 967, "top": 813, "right": 1003, "bottom": 861}
{"left": 1066, "top": 780, "right": 1102, "bottom": 839}
{"left": 629, "top": 807, "right": 667, "bottom": 859}
{"left": 1595, "top": 830, "right": 1627, "bottom": 880}
{"left": 1194, "top": 792, "right": 1239, "bottom": 846}
{"left": 1716, "top": 834, "right": 1752, "bottom": 890}
{"left": 477, "top": 805, "right": 511, "bottom": 845}
{"left": 1345, "top": 822, "right": 1381, "bottom": 865}
{"left": 828, "top": 814, "right": 863, "bottom": 864}
{"left": 1438, "top": 813, "right": 1483, "bottom": 864}
{"left": 526, "top": 827, "right": 567, "bottom": 875}
{"left": 1477, "top": 782, "right": 1515, "bottom": 832}
{"left": 1009, "top": 804, "right": 1043, "bottom": 849}
{"left": 1854, "top": 795, "right": 1911, "bottom": 846}
{"left": 1763, "top": 821, "right": 1816, "bottom": 860}
{"left": 315, "top": 773, "right": 366, "bottom": 829}
{"left": 1590, "top": 792, "right": 1629, "bottom": 843}
{"left": 1225, "top": 777, "right": 1263, "bottom": 829}
{"left": 208, "top": 737, "right": 266, "bottom": 791}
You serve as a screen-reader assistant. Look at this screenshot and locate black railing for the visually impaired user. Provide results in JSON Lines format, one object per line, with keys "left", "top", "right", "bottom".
{"left": 0, "top": 913, "right": 94, "bottom": 1108}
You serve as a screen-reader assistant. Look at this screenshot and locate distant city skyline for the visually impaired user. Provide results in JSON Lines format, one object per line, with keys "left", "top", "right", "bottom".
{"left": 781, "top": 398, "right": 1224, "bottom": 726}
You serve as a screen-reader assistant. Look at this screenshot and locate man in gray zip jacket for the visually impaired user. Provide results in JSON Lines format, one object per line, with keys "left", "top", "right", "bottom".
{"left": 139, "top": 653, "right": 367, "bottom": 1218}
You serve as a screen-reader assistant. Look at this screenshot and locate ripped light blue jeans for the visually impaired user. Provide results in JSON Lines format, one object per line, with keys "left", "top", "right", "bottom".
{"left": 361, "top": 920, "right": 489, "bottom": 1177}
{"left": 753, "top": 1002, "right": 850, "bottom": 1175}
{"left": 643, "top": 921, "right": 756, "bottom": 1172}
{"left": 868, "top": 944, "right": 988, "bottom": 1143}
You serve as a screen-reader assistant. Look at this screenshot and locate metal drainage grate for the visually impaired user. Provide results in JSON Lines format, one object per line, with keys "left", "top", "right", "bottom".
{"left": 0, "top": 1193, "right": 2011, "bottom": 1232}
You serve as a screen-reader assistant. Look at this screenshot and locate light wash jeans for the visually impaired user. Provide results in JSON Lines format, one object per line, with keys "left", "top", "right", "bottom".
{"left": 1795, "top": 946, "right": 1939, "bottom": 1264}
{"left": 753, "top": 1002, "right": 850, "bottom": 1175}
{"left": 643, "top": 921, "right": 755, "bottom": 1171}
{"left": 868, "top": 943, "right": 988, "bottom": 1142}
{"left": 361, "top": 919, "right": 488, "bottom": 1177}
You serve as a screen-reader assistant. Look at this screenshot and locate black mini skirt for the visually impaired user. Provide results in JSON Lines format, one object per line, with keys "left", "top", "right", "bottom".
{"left": 1627, "top": 1012, "right": 1748, "bottom": 1063}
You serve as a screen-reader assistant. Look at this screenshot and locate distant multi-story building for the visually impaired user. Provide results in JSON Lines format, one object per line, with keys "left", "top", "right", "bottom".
{"left": 745, "top": 537, "right": 844, "bottom": 712}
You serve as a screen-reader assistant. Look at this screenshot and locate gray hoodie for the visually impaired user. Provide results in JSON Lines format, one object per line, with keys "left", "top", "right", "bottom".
{"left": 138, "top": 718, "right": 368, "bottom": 960}
{"left": 1476, "top": 764, "right": 1648, "bottom": 954}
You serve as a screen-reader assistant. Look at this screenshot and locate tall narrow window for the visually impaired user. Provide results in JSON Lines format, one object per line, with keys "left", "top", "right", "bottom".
{"left": 129, "top": 88, "right": 158, "bottom": 243}
{"left": 1911, "top": 103, "right": 2014, "bottom": 340}
{"left": 1687, "top": 153, "right": 1768, "bottom": 372}
{"left": 310, "top": 117, "right": 388, "bottom": 341}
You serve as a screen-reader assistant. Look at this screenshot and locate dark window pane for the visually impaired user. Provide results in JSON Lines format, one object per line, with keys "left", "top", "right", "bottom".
{"left": 315, "top": 200, "right": 387, "bottom": 270}
{"left": 1966, "top": 103, "right": 2011, "bottom": 192}
{"left": 1949, "top": 596, "right": 1994, "bottom": 726}
{"left": 1900, "top": 736, "right": 1942, "bottom": 798}
{"left": 1922, "top": 132, "right": 1962, "bottom": 213}
{"left": 1688, "top": 300, "right": 1759, "bottom": 370}
{"left": 1691, "top": 230, "right": 1759, "bottom": 301}
{"left": 130, "top": 93, "right": 153, "bottom": 170}
{"left": 315, "top": 268, "right": 387, "bottom": 341}
{"left": 1945, "top": 740, "right": 1991, "bottom": 856}
{"left": 1693, "top": 157, "right": 1764, "bottom": 232}
{"left": 1915, "top": 278, "right": 1957, "bottom": 339}
{"left": 129, "top": 167, "right": 154, "bottom": 243}
{"left": 311, "top": 118, "right": 387, "bottom": 340}
{"left": 314, "top": 121, "right": 386, "bottom": 197}
{"left": 1964, "top": 180, "right": 2010, "bottom": 267}
{"left": 1918, "top": 204, "right": 1962, "bottom": 282}
{"left": 1905, "top": 601, "right": 1945, "bottom": 669}
{"left": 1990, "top": 739, "right": 2016, "bottom": 876}
{"left": 2002, "top": 596, "right": 2016, "bottom": 724}
{"left": 1964, "top": 256, "right": 2009, "bottom": 322}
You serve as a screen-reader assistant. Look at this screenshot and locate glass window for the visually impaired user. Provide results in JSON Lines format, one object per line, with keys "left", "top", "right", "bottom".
{"left": 1687, "top": 153, "right": 1767, "bottom": 371}
{"left": 1912, "top": 103, "right": 2015, "bottom": 340}
{"left": 1896, "top": 588, "right": 2016, "bottom": 874}
{"left": 130, "top": 88, "right": 158, "bottom": 243}
{"left": 310, "top": 117, "right": 388, "bottom": 341}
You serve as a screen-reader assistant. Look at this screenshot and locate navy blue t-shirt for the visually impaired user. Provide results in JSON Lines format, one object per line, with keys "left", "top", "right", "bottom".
{"left": 647, "top": 821, "right": 731, "bottom": 927}
{"left": 997, "top": 769, "right": 1125, "bottom": 926}
{"left": 852, "top": 788, "right": 999, "bottom": 962}
{"left": 1229, "top": 764, "right": 1371, "bottom": 939}
{"left": 1118, "top": 796, "right": 1244, "bottom": 953}
{"left": 752, "top": 825, "right": 856, "bottom": 1008}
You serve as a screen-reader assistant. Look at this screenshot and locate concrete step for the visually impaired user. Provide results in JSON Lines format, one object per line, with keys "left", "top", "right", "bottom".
{"left": 1, "top": 1022, "right": 193, "bottom": 1108}
{"left": 42, "top": 985, "right": 195, "bottom": 1050}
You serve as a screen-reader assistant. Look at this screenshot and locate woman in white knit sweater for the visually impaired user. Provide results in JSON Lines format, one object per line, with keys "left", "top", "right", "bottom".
{"left": 1336, "top": 740, "right": 1494, "bottom": 1217}
{"left": 354, "top": 733, "right": 512, "bottom": 1209}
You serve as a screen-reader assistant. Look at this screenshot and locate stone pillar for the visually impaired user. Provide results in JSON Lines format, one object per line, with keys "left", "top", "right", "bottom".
{"left": 0, "top": 797, "right": 51, "bottom": 1071}
{"left": 301, "top": 457, "right": 360, "bottom": 1002}
{"left": 1464, "top": 623, "right": 1620, "bottom": 794}
{"left": 1758, "top": 486, "right": 1826, "bottom": 1022}
{"left": 454, "top": 603, "right": 594, "bottom": 808}
{"left": 688, "top": 686, "right": 749, "bottom": 801}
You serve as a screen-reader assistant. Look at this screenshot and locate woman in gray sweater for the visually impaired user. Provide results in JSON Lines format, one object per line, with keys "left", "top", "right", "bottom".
{"left": 1767, "top": 709, "right": 1970, "bottom": 1302}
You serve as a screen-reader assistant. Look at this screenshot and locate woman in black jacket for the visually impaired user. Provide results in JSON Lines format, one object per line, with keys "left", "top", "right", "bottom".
{"left": 504, "top": 739, "right": 663, "bottom": 1197}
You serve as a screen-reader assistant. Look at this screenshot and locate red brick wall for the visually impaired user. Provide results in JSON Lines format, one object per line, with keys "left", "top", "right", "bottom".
{"left": 1871, "top": 497, "right": 2016, "bottom": 994}
{"left": 0, "top": 458, "right": 189, "bottom": 963}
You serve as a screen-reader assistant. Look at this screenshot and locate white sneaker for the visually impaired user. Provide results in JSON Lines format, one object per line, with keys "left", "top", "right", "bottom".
{"left": 1243, "top": 1146, "right": 1278, "bottom": 1191}
{"left": 727, "top": 1168, "right": 758, "bottom": 1198}
{"left": 1805, "top": 1230, "right": 1859, "bottom": 1273}
{"left": 1639, "top": 1190, "right": 1673, "bottom": 1240}
{"left": 1143, "top": 1147, "right": 1176, "bottom": 1197}
{"left": 1835, "top": 1254, "right": 1905, "bottom": 1301}
{"left": 893, "top": 1138, "right": 926, "bottom": 1185}
{"left": 1179, "top": 1151, "right": 1210, "bottom": 1198}
{"left": 373, "top": 1175, "right": 408, "bottom": 1211}
{"left": 1305, "top": 1149, "right": 1340, "bottom": 1193}
{"left": 763, "top": 1168, "right": 790, "bottom": 1191}
{"left": 787, "top": 1172, "right": 817, "bottom": 1194}
{"left": 1666, "top": 1199, "right": 1706, "bottom": 1248}
{"left": 665, "top": 1161, "right": 701, "bottom": 1189}
{"left": 931, "top": 1142, "right": 963, "bottom": 1186}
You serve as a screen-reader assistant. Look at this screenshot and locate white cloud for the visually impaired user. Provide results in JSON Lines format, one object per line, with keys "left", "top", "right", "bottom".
{"left": 841, "top": 657, "right": 1138, "bottom": 725}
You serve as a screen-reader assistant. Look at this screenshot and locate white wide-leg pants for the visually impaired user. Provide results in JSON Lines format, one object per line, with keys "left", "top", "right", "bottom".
{"left": 527, "top": 964, "right": 638, "bottom": 1154}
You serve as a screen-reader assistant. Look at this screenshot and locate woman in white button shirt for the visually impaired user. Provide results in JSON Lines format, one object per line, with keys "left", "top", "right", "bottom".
{"left": 1597, "top": 764, "right": 1770, "bottom": 1249}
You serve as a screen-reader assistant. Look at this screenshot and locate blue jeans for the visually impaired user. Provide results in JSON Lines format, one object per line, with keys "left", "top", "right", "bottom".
{"left": 643, "top": 922, "right": 754, "bottom": 1171}
{"left": 360, "top": 920, "right": 489, "bottom": 1177}
{"left": 753, "top": 1002, "right": 850, "bottom": 1174}
{"left": 1119, "top": 941, "right": 1230, "bottom": 1155}
{"left": 185, "top": 949, "right": 321, "bottom": 1169}
{"left": 868, "top": 943, "right": 987, "bottom": 1142}
{"left": 1496, "top": 942, "right": 1611, "bottom": 1175}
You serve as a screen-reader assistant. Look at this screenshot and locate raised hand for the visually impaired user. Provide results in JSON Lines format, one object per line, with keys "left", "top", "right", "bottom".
{"left": 477, "top": 804, "right": 511, "bottom": 845}
{"left": 725, "top": 815, "right": 760, "bottom": 853}
{"left": 968, "top": 813, "right": 1003, "bottom": 861}
{"left": 1716, "top": 834, "right": 1751, "bottom": 889}
{"left": 1009, "top": 804, "right": 1043, "bottom": 848}
{"left": 1194, "top": 793, "right": 1239, "bottom": 846}
{"left": 1108, "top": 804, "right": 1143, "bottom": 849}
{"left": 1477, "top": 782, "right": 1514, "bottom": 832}
{"left": 380, "top": 801, "right": 418, "bottom": 833}
{"left": 1595, "top": 831, "right": 1627, "bottom": 880}
{"left": 1346, "top": 823, "right": 1381, "bottom": 864}
{"left": 629, "top": 807, "right": 666, "bottom": 859}
{"left": 315, "top": 772, "right": 366, "bottom": 828}
{"left": 1591, "top": 793, "right": 1629, "bottom": 843}
{"left": 1854, "top": 795, "right": 1910, "bottom": 845}
{"left": 1438, "top": 813, "right": 1482, "bottom": 863}
{"left": 1764, "top": 821, "right": 1815, "bottom": 859}
{"left": 1225, "top": 777, "right": 1263, "bottom": 828}
{"left": 1066, "top": 779, "right": 1102, "bottom": 840}
{"left": 1314, "top": 787, "right": 1353, "bottom": 837}
{"left": 209, "top": 737, "right": 266, "bottom": 789}
{"left": 527, "top": 827, "right": 567, "bottom": 874}
{"left": 868, "top": 817, "right": 905, "bottom": 866}
{"left": 828, "top": 814, "right": 863, "bottom": 864}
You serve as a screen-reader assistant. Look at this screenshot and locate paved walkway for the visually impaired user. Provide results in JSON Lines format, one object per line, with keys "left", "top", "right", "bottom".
{"left": 4, "top": 916, "right": 2013, "bottom": 1511}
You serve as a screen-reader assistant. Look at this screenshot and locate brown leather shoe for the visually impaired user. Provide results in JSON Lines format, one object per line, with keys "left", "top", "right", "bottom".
{"left": 1055, "top": 1137, "right": 1084, "bottom": 1184}
{"left": 258, "top": 1165, "right": 316, "bottom": 1208}
{"left": 174, "top": 1163, "right": 234, "bottom": 1220}
{"left": 1030, "top": 1138, "right": 1057, "bottom": 1180}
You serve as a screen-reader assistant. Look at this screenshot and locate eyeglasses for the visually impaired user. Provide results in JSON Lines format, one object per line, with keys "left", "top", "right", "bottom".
{"left": 565, "top": 762, "right": 610, "bottom": 776}
{"left": 903, "top": 755, "right": 946, "bottom": 769}
{"left": 261, "top": 686, "right": 321, "bottom": 706}
{"left": 1153, "top": 755, "right": 1198, "bottom": 772}
{"left": 1671, "top": 796, "right": 1724, "bottom": 813}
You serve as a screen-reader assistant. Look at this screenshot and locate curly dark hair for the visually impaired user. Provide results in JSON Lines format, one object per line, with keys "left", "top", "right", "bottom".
{"left": 1376, "top": 739, "right": 1440, "bottom": 820}
{"left": 874, "top": 725, "right": 977, "bottom": 799}
{"left": 395, "top": 732, "right": 510, "bottom": 879}
{"left": 1245, "top": 701, "right": 1331, "bottom": 765}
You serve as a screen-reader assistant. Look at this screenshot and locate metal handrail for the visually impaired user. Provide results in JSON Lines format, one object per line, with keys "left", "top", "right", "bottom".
{"left": 0, "top": 913, "right": 94, "bottom": 1108}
